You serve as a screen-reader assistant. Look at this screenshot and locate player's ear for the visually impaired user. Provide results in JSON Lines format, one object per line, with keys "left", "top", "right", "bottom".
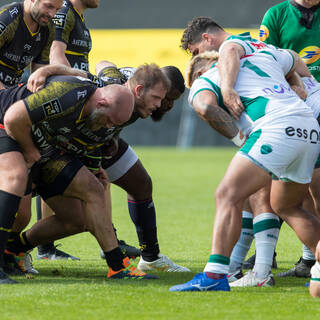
{"left": 134, "top": 84, "right": 144, "bottom": 98}
{"left": 202, "top": 33, "right": 214, "bottom": 44}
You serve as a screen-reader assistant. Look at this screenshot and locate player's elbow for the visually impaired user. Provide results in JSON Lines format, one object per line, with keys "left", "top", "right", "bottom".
{"left": 4, "top": 107, "right": 16, "bottom": 131}
{"left": 194, "top": 103, "right": 211, "bottom": 119}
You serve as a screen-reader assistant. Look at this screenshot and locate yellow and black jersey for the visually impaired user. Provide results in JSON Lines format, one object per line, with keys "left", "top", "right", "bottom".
{"left": 0, "top": 75, "right": 124, "bottom": 157}
{"left": 23, "top": 75, "right": 118, "bottom": 156}
{"left": 0, "top": 2, "right": 55, "bottom": 86}
{"left": 52, "top": 0, "right": 91, "bottom": 71}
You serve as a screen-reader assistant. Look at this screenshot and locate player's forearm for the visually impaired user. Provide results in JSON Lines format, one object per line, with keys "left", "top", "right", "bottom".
{"left": 39, "top": 64, "right": 87, "bottom": 78}
{"left": 218, "top": 47, "right": 241, "bottom": 91}
{"left": 50, "top": 47, "right": 72, "bottom": 68}
{"left": 197, "top": 103, "right": 239, "bottom": 139}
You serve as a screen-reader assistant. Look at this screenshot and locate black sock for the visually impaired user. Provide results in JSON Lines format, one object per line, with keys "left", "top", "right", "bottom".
{"left": 0, "top": 191, "right": 21, "bottom": 264}
{"left": 104, "top": 247, "right": 125, "bottom": 271}
{"left": 128, "top": 198, "right": 159, "bottom": 261}
{"left": 6, "top": 231, "right": 34, "bottom": 254}
{"left": 137, "top": 229, "right": 159, "bottom": 261}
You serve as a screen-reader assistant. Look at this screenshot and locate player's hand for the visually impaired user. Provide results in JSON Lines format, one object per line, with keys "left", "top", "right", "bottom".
{"left": 101, "top": 138, "right": 119, "bottom": 158}
{"left": 291, "top": 85, "right": 307, "bottom": 100}
{"left": 221, "top": 87, "right": 244, "bottom": 120}
{"left": 27, "top": 68, "right": 47, "bottom": 92}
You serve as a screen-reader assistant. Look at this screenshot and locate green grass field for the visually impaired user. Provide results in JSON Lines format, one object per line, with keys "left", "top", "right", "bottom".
{"left": 2, "top": 147, "right": 319, "bottom": 319}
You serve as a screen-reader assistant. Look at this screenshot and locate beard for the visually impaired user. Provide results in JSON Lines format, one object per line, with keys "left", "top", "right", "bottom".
{"left": 30, "top": 2, "right": 50, "bottom": 26}
{"left": 85, "top": 108, "right": 105, "bottom": 131}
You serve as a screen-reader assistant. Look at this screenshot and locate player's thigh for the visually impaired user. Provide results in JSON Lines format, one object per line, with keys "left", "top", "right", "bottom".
{"left": 215, "top": 153, "right": 271, "bottom": 204}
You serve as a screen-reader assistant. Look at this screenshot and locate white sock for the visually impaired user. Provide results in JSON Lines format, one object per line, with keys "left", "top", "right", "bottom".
{"left": 252, "top": 213, "right": 280, "bottom": 279}
{"left": 204, "top": 254, "right": 230, "bottom": 275}
{"left": 229, "top": 211, "right": 253, "bottom": 273}
{"left": 302, "top": 244, "right": 315, "bottom": 261}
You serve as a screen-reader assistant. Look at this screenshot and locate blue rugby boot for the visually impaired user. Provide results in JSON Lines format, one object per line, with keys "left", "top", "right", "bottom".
{"left": 169, "top": 272, "right": 230, "bottom": 292}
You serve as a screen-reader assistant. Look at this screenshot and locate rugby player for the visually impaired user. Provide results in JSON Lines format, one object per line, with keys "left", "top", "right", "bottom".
{"left": 178, "top": 16, "right": 318, "bottom": 286}
{"left": 0, "top": 0, "right": 62, "bottom": 87}
{"left": 0, "top": 73, "right": 162, "bottom": 284}
{"left": 170, "top": 45, "right": 320, "bottom": 291}
{"left": 8, "top": 62, "right": 190, "bottom": 273}
{"left": 254, "top": 0, "right": 320, "bottom": 277}
{"left": 0, "top": 0, "right": 63, "bottom": 274}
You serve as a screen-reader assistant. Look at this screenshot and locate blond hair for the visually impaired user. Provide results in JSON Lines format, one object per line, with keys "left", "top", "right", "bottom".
{"left": 185, "top": 51, "right": 219, "bottom": 88}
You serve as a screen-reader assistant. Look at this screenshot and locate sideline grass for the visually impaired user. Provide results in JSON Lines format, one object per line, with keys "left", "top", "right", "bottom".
{"left": 2, "top": 147, "right": 319, "bottom": 320}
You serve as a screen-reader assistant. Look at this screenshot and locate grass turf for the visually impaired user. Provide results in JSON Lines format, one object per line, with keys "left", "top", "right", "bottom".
{"left": 2, "top": 147, "right": 319, "bottom": 319}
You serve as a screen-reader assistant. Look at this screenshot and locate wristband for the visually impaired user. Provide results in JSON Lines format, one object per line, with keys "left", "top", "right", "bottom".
{"left": 231, "top": 131, "right": 246, "bottom": 147}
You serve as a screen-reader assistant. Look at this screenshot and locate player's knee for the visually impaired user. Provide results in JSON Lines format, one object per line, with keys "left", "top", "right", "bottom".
{"left": 130, "top": 174, "right": 153, "bottom": 199}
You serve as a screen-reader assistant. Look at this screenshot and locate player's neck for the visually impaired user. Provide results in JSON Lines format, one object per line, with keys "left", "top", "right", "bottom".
{"left": 23, "top": 10, "right": 40, "bottom": 34}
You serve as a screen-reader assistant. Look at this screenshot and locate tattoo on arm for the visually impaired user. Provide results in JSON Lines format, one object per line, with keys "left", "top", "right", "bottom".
{"left": 197, "top": 102, "right": 239, "bottom": 139}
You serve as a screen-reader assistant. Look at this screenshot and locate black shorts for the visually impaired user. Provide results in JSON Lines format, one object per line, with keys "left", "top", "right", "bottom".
{"left": 33, "top": 153, "right": 83, "bottom": 200}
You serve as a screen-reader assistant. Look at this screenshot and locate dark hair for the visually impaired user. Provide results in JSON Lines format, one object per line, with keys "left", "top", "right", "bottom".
{"left": 161, "top": 66, "right": 185, "bottom": 94}
{"left": 181, "top": 16, "right": 224, "bottom": 51}
{"left": 129, "top": 63, "right": 171, "bottom": 91}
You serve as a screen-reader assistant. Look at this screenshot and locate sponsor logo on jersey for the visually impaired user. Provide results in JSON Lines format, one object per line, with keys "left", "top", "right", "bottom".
{"left": 303, "top": 77, "right": 318, "bottom": 91}
{"left": 77, "top": 90, "right": 87, "bottom": 100}
{"left": 52, "top": 13, "right": 66, "bottom": 28}
{"left": 58, "top": 127, "right": 71, "bottom": 134}
{"left": 262, "top": 84, "right": 292, "bottom": 95}
{"left": 299, "top": 46, "right": 320, "bottom": 64}
{"left": 24, "top": 44, "right": 32, "bottom": 51}
{"left": 285, "top": 126, "right": 320, "bottom": 144}
{"left": 72, "top": 39, "right": 89, "bottom": 47}
{"left": 259, "top": 25, "right": 269, "bottom": 42}
{"left": 9, "top": 7, "right": 19, "bottom": 17}
{"left": 73, "top": 62, "right": 89, "bottom": 71}
{"left": 250, "top": 41, "right": 267, "bottom": 50}
{"left": 0, "top": 22, "right": 6, "bottom": 35}
{"left": 0, "top": 72, "right": 18, "bottom": 86}
{"left": 42, "top": 99, "right": 62, "bottom": 117}
{"left": 84, "top": 30, "right": 90, "bottom": 38}
{"left": 32, "top": 126, "right": 51, "bottom": 150}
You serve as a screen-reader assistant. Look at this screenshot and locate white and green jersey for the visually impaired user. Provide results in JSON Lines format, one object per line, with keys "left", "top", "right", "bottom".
{"left": 189, "top": 49, "right": 314, "bottom": 135}
{"left": 302, "top": 77, "right": 320, "bottom": 119}
{"left": 219, "top": 32, "right": 278, "bottom": 57}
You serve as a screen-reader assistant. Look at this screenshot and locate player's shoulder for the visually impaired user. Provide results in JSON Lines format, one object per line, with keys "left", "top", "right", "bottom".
{"left": 263, "top": 1, "right": 290, "bottom": 21}
{"left": 0, "top": 2, "right": 22, "bottom": 23}
{"left": 59, "top": 0, "right": 73, "bottom": 14}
